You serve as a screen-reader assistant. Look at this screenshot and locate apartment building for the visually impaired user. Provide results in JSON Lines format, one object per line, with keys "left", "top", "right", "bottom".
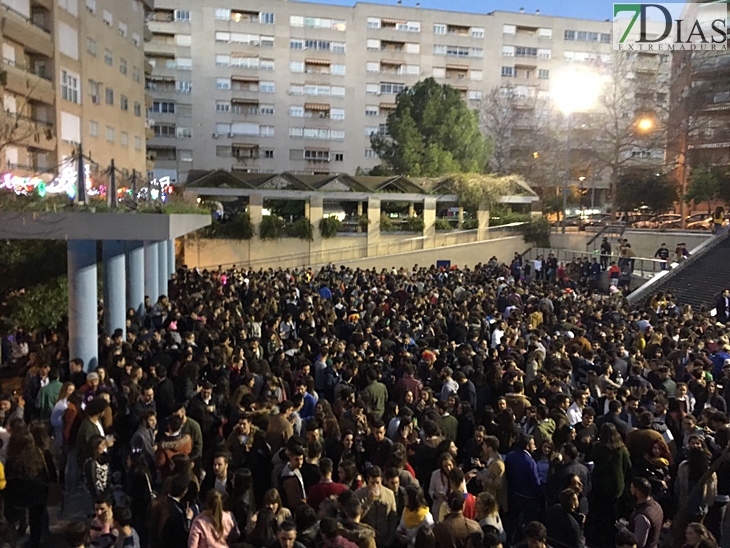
{"left": 144, "top": 0, "right": 623, "bottom": 183}
{"left": 0, "top": 0, "right": 149, "bottom": 183}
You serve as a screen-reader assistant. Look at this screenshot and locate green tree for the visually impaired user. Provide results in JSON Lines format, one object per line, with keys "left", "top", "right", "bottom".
{"left": 684, "top": 166, "right": 719, "bottom": 205}
{"left": 370, "top": 78, "right": 492, "bottom": 176}
{"left": 616, "top": 170, "right": 677, "bottom": 213}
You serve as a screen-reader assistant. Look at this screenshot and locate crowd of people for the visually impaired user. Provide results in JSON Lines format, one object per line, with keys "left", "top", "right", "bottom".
{"left": 1, "top": 256, "right": 730, "bottom": 548}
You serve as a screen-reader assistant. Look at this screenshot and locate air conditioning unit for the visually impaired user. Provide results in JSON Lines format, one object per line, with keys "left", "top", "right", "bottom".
{"left": 91, "top": 95, "right": 100, "bottom": 104}
{"left": 212, "top": 133, "right": 219, "bottom": 138}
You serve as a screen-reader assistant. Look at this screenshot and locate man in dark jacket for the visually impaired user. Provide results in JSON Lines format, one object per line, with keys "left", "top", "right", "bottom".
{"left": 553, "top": 443, "right": 591, "bottom": 513}
{"left": 546, "top": 489, "right": 585, "bottom": 548}
{"left": 717, "top": 289, "right": 730, "bottom": 324}
{"left": 153, "top": 364, "right": 176, "bottom": 420}
{"left": 504, "top": 435, "right": 541, "bottom": 541}
{"left": 160, "top": 476, "right": 193, "bottom": 548}
{"left": 619, "top": 478, "right": 663, "bottom": 548}
{"left": 597, "top": 400, "right": 632, "bottom": 440}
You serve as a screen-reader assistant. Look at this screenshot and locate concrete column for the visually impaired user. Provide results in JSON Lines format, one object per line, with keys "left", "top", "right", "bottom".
{"left": 408, "top": 202, "right": 415, "bottom": 218}
{"left": 477, "top": 202, "right": 491, "bottom": 241}
{"left": 144, "top": 241, "right": 160, "bottom": 305}
{"left": 167, "top": 239, "right": 176, "bottom": 277}
{"left": 68, "top": 240, "right": 98, "bottom": 372}
{"left": 248, "top": 193, "right": 263, "bottom": 265}
{"left": 367, "top": 196, "right": 381, "bottom": 256}
{"left": 126, "top": 241, "right": 145, "bottom": 316}
{"left": 356, "top": 201, "right": 363, "bottom": 233}
{"left": 102, "top": 240, "right": 126, "bottom": 338}
{"left": 309, "top": 196, "right": 324, "bottom": 263}
{"left": 457, "top": 207, "right": 465, "bottom": 229}
{"left": 423, "top": 197, "right": 437, "bottom": 249}
{"left": 157, "top": 240, "right": 168, "bottom": 297}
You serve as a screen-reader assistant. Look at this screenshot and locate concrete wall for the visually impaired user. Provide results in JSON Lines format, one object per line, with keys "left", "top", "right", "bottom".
{"left": 184, "top": 234, "right": 523, "bottom": 270}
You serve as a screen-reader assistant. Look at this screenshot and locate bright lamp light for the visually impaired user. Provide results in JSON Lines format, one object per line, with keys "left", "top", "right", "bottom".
{"left": 551, "top": 69, "right": 604, "bottom": 114}
{"left": 637, "top": 118, "right": 654, "bottom": 132}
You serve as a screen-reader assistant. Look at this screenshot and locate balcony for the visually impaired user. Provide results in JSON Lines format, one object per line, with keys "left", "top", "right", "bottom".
{"left": 446, "top": 24, "right": 470, "bottom": 36}
{"left": 445, "top": 64, "right": 468, "bottom": 80}
{"left": 1, "top": 4, "right": 53, "bottom": 58}
{"left": 305, "top": 59, "right": 331, "bottom": 74}
{"left": 147, "top": 10, "right": 173, "bottom": 23}
{"left": 146, "top": 40, "right": 177, "bottom": 57}
{"left": 304, "top": 103, "right": 330, "bottom": 118}
{"left": 380, "top": 40, "right": 406, "bottom": 53}
{"left": 144, "top": 25, "right": 153, "bottom": 42}
{"left": 9, "top": 113, "right": 55, "bottom": 151}
{"left": 31, "top": 0, "right": 53, "bottom": 11}
{"left": 145, "top": 60, "right": 154, "bottom": 75}
{"left": 1, "top": 57, "right": 54, "bottom": 104}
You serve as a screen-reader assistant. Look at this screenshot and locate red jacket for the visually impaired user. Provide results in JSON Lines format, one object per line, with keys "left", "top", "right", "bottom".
{"left": 307, "top": 480, "right": 349, "bottom": 511}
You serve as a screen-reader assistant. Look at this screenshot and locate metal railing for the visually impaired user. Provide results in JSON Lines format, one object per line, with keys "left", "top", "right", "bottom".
{"left": 1, "top": 56, "right": 52, "bottom": 81}
{"left": 523, "top": 247, "right": 670, "bottom": 279}
{"left": 1, "top": 3, "right": 51, "bottom": 33}
{"left": 196, "top": 223, "right": 525, "bottom": 270}
{"left": 585, "top": 223, "right": 626, "bottom": 250}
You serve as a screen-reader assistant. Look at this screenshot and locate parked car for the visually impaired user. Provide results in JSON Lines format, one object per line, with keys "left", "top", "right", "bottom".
{"left": 583, "top": 214, "right": 612, "bottom": 227}
{"left": 633, "top": 213, "right": 680, "bottom": 229}
{"left": 661, "top": 213, "right": 712, "bottom": 229}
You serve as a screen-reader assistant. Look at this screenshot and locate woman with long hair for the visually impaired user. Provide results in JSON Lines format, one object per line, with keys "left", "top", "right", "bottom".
{"left": 588, "top": 423, "right": 631, "bottom": 547}
{"left": 338, "top": 459, "right": 363, "bottom": 491}
{"left": 384, "top": 443, "right": 416, "bottom": 488}
{"left": 228, "top": 468, "right": 254, "bottom": 537}
{"left": 245, "top": 507, "right": 278, "bottom": 548}
{"left": 83, "top": 435, "right": 111, "bottom": 500}
{"left": 475, "top": 492, "right": 506, "bottom": 545}
{"left": 677, "top": 447, "right": 717, "bottom": 524}
{"left": 428, "top": 453, "right": 455, "bottom": 519}
{"left": 683, "top": 522, "right": 717, "bottom": 548}
{"left": 50, "top": 382, "right": 74, "bottom": 449}
{"left": 396, "top": 485, "right": 434, "bottom": 547}
{"left": 125, "top": 449, "right": 154, "bottom": 545}
{"left": 188, "top": 490, "right": 239, "bottom": 548}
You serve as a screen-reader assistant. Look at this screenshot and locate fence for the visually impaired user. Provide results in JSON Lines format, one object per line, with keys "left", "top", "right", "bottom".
{"left": 523, "top": 247, "right": 669, "bottom": 279}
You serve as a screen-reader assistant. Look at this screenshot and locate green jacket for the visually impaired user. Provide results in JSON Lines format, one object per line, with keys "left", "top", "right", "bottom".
{"left": 76, "top": 417, "right": 103, "bottom": 464}
{"left": 362, "top": 381, "right": 389, "bottom": 420}
{"left": 439, "top": 414, "right": 459, "bottom": 442}
{"left": 592, "top": 444, "right": 631, "bottom": 499}
{"left": 182, "top": 416, "right": 203, "bottom": 460}
{"left": 37, "top": 380, "right": 63, "bottom": 419}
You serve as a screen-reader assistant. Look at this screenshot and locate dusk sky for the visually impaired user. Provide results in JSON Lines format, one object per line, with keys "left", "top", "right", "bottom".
{"left": 293, "top": 0, "right": 615, "bottom": 21}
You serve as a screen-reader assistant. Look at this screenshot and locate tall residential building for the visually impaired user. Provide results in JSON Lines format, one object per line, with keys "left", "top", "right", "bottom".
{"left": 145, "top": 0, "right": 620, "bottom": 184}
{"left": 0, "top": 0, "right": 149, "bottom": 184}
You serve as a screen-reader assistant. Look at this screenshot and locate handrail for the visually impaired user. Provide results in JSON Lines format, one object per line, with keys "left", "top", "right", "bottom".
{"left": 0, "top": 3, "right": 51, "bottom": 33}
{"left": 0, "top": 56, "right": 52, "bottom": 81}
{"left": 586, "top": 223, "right": 626, "bottom": 250}
{"left": 626, "top": 228, "right": 730, "bottom": 305}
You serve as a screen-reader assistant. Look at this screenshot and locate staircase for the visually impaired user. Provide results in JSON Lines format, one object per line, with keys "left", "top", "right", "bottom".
{"left": 628, "top": 230, "right": 730, "bottom": 309}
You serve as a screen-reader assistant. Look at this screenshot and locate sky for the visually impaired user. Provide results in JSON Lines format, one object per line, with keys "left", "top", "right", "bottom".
{"left": 292, "top": 0, "right": 615, "bottom": 21}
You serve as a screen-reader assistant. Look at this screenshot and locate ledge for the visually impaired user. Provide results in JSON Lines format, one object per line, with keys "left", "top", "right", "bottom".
{"left": 0, "top": 212, "right": 211, "bottom": 241}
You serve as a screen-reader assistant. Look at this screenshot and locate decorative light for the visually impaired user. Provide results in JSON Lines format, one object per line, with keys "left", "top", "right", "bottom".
{"left": 551, "top": 68, "right": 604, "bottom": 115}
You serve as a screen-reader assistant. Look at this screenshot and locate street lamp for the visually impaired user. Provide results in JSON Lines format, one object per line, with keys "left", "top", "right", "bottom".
{"left": 637, "top": 117, "right": 654, "bottom": 132}
{"left": 552, "top": 69, "right": 604, "bottom": 233}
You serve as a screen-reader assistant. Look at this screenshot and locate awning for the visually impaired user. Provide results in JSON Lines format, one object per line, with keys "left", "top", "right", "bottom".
{"left": 304, "top": 103, "right": 330, "bottom": 111}
{"left": 381, "top": 18, "right": 406, "bottom": 25}
{"left": 446, "top": 64, "right": 469, "bottom": 71}
{"left": 380, "top": 59, "right": 403, "bottom": 66}
{"left": 150, "top": 52, "right": 175, "bottom": 59}
{"left": 231, "top": 52, "right": 258, "bottom": 58}
{"left": 304, "top": 147, "right": 330, "bottom": 152}
{"left": 379, "top": 102, "right": 397, "bottom": 109}
{"left": 451, "top": 85, "right": 468, "bottom": 91}
{"left": 231, "top": 76, "right": 259, "bottom": 83}
{"left": 514, "top": 62, "right": 537, "bottom": 68}
{"left": 148, "top": 75, "right": 175, "bottom": 82}
{"left": 231, "top": 98, "right": 259, "bottom": 105}
{"left": 232, "top": 143, "right": 259, "bottom": 149}
{"left": 305, "top": 58, "right": 331, "bottom": 66}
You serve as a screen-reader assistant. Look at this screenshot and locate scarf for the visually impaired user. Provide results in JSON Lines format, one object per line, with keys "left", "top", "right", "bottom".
{"left": 403, "top": 506, "right": 429, "bottom": 529}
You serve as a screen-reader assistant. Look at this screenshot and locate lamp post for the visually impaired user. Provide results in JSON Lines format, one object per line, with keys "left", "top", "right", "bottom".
{"left": 552, "top": 69, "right": 604, "bottom": 234}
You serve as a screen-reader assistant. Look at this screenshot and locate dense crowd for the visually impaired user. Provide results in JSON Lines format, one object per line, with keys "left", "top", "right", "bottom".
{"left": 2, "top": 254, "right": 730, "bottom": 548}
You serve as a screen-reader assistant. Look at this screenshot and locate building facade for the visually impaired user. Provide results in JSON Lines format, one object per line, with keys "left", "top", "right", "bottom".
{"left": 145, "top": 0, "right": 621, "bottom": 184}
{"left": 0, "top": 0, "right": 149, "bottom": 184}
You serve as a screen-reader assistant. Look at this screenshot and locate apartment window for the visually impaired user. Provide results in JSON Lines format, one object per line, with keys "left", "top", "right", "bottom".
{"left": 290, "top": 106, "right": 304, "bottom": 117}
{"left": 471, "top": 27, "right": 484, "bottom": 38}
{"left": 539, "top": 28, "right": 552, "bottom": 38}
{"left": 119, "top": 58, "right": 128, "bottom": 75}
{"left": 538, "top": 49, "right": 551, "bottom": 59}
{"left": 175, "top": 34, "right": 192, "bottom": 47}
{"left": 259, "top": 104, "right": 274, "bottom": 115}
{"left": 331, "top": 108, "right": 345, "bottom": 120}
{"left": 434, "top": 45, "right": 446, "bottom": 55}
{"left": 215, "top": 8, "right": 230, "bottom": 20}
{"left": 289, "top": 85, "right": 304, "bottom": 95}
{"left": 366, "top": 62, "right": 380, "bottom": 73}
{"left": 86, "top": 37, "right": 97, "bottom": 56}
{"left": 396, "top": 22, "right": 420, "bottom": 32}
{"left": 179, "top": 150, "right": 193, "bottom": 162}
{"left": 502, "top": 46, "right": 515, "bottom": 57}
{"left": 380, "top": 82, "right": 404, "bottom": 95}
{"left": 120, "top": 95, "right": 128, "bottom": 111}
{"left": 289, "top": 127, "right": 303, "bottom": 137}
{"left": 151, "top": 101, "right": 175, "bottom": 113}
{"left": 432, "top": 67, "right": 445, "bottom": 78}
{"left": 515, "top": 47, "right": 537, "bottom": 58}
{"left": 470, "top": 70, "right": 483, "bottom": 81}
{"left": 260, "top": 13, "right": 274, "bottom": 24}
{"left": 290, "top": 39, "right": 304, "bottom": 50}
{"left": 304, "top": 150, "right": 329, "bottom": 160}
{"left": 216, "top": 32, "right": 230, "bottom": 42}
{"left": 367, "top": 17, "right": 380, "bottom": 29}
{"left": 133, "top": 66, "right": 141, "bottom": 82}
{"left": 290, "top": 61, "right": 304, "bottom": 73}
{"left": 61, "top": 70, "right": 80, "bottom": 104}
{"left": 331, "top": 42, "right": 346, "bottom": 54}
{"left": 59, "top": 0, "right": 78, "bottom": 16}
{"left": 260, "top": 125, "right": 274, "bottom": 137}
{"left": 105, "top": 88, "right": 114, "bottom": 105}
{"left": 132, "top": 33, "right": 141, "bottom": 47}
{"left": 102, "top": 10, "right": 113, "bottom": 26}
{"left": 89, "top": 120, "right": 98, "bottom": 137}
{"left": 61, "top": 112, "right": 81, "bottom": 144}
{"left": 503, "top": 24, "right": 516, "bottom": 34}
{"left": 216, "top": 78, "right": 231, "bottom": 90}
{"left": 134, "top": 136, "right": 141, "bottom": 150}
{"left": 601, "top": 33, "right": 612, "bottom": 43}
{"left": 154, "top": 124, "right": 175, "bottom": 137}
{"left": 264, "top": 150, "right": 274, "bottom": 159}
{"left": 177, "top": 127, "right": 192, "bottom": 138}
{"left": 106, "top": 126, "right": 115, "bottom": 142}
{"left": 304, "top": 39, "right": 331, "bottom": 51}
{"left": 471, "top": 48, "right": 483, "bottom": 58}
{"left": 177, "top": 58, "right": 192, "bottom": 70}
{"left": 365, "top": 84, "right": 378, "bottom": 95}
{"left": 501, "top": 66, "right": 514, "bottom": 77}
{"left": 261, "top": 81, "right": 274, "bottom": 93}
{"left": 564, "top": 30, "right": 575, "bottom": 41}
{"left": 260, "top": 36, "right": 274, "bottom": 47}
{"left": 104, "top": 49, "right": 113, "bottom": 66}
{"left": 332, "top": 65, "right": 346, "bottom": 76}
{"left": 434, "top": 24, "right": 446, "bottom": 35}
{"left": 365, "top": 148, "right": 376, "bottom": 158}
{"left": 331, "top": 86, "right": 345, "bottom": 97}
{"left": 216, "top": 101, "right": 230, "bottom": 112}
{"left": 59, "top": 23, "right": 79, "bottom": 60}
{"left": 174, "top": 10, "right": 191, "bottom": 22}
{"left": 215, "top": 123, "right": 230, "bottom": 135}
{"left": 216, "top": 55, "right": 230, "bottom": 67}
{"left": 538, "top": 69, "right": 550, "bottom": 79}
{"left": 468, "top": 90, "right": 482, "bottom": 101}
{"left": 121, "top": 132, "right": 129, "bottom": 146}
{"left": 332, "top": 130, "right": 345, "bottom": 140}
{"left": 88, "top": 80, "right": 100, "bottom": 103}
{"left": 260, "top": 59, "right": 275, "bottom": 70}
{"left": 86, "top": 0, "right": 96, "bottom": 13}
{"left": 133, "top": 102, "right": 140, "bottom": 116}
{"left": 119, "top": 22, "right": 127, "bottom": 37}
